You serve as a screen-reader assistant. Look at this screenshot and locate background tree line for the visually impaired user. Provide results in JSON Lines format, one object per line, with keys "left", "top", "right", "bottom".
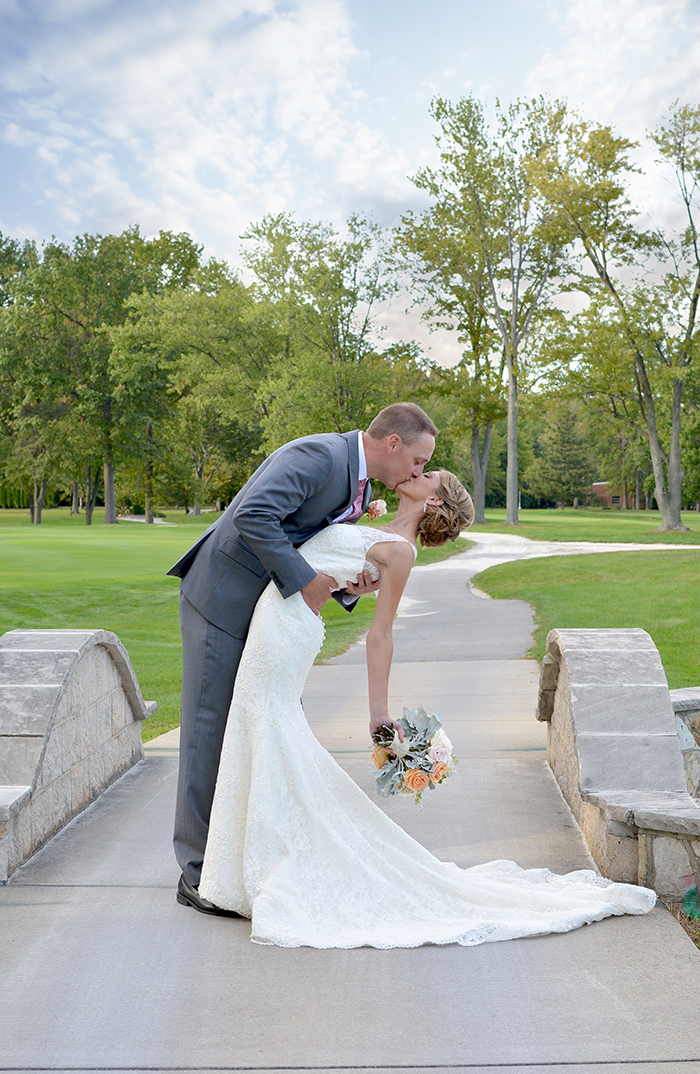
{"left": 1, "top": 96, "right": 699, "bottom": 527}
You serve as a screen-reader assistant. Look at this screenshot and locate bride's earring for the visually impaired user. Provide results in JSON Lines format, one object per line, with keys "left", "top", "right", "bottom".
{"left": 422, "top": 500, "right": 428, "bottom": 512}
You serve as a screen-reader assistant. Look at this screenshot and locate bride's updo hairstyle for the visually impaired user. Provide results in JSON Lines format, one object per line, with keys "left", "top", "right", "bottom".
{"left": 417, "top": 471, "right": 475, "bottom": 548}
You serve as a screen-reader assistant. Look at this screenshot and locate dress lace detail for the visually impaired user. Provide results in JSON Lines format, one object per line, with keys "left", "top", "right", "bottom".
{"left": 199, "top": 522, "right": 657, "bottom": 948}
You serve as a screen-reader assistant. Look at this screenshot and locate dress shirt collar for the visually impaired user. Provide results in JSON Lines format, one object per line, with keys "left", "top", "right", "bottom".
{"left": 357, "top": 430, "right": 367, "bottom": 482}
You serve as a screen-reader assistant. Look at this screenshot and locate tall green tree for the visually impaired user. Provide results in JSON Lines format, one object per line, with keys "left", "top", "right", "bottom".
{"left": 528, "top": 101, "right": 700, "bottom": 530}
{"left": 406, "top": 95, "right": 573, "bottom": 525}
{"left": 242, "top": 213, "right": 397, "bottom": 449}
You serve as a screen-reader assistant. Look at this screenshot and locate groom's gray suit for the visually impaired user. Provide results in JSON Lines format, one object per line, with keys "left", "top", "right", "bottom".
{"left": 167, "top": 430, "right": 371, "bottom": 886}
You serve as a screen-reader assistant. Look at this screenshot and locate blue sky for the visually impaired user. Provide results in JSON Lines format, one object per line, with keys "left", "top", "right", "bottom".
{"left": 2, "top": 0, "right": 699, "bottom": 360}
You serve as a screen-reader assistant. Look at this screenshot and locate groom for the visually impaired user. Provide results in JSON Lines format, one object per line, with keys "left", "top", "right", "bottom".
{"left": 168, "top": 402, "right": 437, "bottom": 915}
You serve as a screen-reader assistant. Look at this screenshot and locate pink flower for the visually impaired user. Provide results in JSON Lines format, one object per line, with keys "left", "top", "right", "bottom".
{"left": 366, "top": 499, "right": 387, "bottom": 520}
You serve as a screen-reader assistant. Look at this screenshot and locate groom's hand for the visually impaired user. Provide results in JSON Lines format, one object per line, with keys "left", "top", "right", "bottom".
{"left": 301, "top": 573, "right": 336, "bottom": 615}
{"left": 344, "top": 570, "right": 381, "bottom": 597}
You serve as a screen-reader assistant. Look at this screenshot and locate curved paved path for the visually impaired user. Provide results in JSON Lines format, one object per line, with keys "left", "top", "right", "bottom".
{"left": 1, "top": 537, "right": 700, "bottom": 1073}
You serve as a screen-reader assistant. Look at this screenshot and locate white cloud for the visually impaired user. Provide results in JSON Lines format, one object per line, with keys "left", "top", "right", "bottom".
{"left": 526, "top": 0, "right": 700, "bottom": 226}
{"left": 0, "top": 0, "right": 414, "bottom": 258}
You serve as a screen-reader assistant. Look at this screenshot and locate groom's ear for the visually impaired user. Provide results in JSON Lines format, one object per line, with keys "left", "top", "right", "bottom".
{"left": 385, "top": 434, "right": 401, "bottom": 453}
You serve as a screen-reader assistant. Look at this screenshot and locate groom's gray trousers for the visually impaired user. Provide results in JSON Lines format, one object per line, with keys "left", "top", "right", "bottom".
{"left": 174, "top": 594, "right": 246, "bottom": 887}
{"left": 168, "top": 431, "right": 370, "bottom": 888}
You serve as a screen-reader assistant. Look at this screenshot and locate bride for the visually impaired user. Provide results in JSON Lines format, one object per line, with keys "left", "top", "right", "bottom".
{"left": 198, "top": 469, "right": 657, "bottom": 948}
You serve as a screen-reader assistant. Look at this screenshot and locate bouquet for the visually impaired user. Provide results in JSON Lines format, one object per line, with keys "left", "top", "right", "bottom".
{"left": 366, "top": 499, "right": 387, "bottom": 521}
{"left": 371, "top": 705, "right": 458, "bottom": 805}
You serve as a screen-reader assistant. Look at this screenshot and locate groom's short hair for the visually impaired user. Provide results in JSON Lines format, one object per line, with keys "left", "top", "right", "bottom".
{"left": 367, "top": 402, "right": 438, "bottom": 444}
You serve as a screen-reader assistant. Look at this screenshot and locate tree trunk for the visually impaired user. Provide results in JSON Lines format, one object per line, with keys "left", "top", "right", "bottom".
{"left": 145, "top": 425, "right": 155, "bottom": 523}
{"left": 103, "top": 461, "right": 117, "bottom": 524}
{"left": 193, "top": 500, "right": 201, "bottom": 516}
{"left": 71, "top": 482, "right": 80, "bottom": 515}
{"left": 85, "top": 465, "right": 100, "bottom": 525}
{"left": 470, "top": 421, "right": 492, "bottom": 524}
{"left": 635, "top": 470, "right": 640, "bottom": 511}
{"left": 32, "top": 479, "right": 47, "bottom": 524}
{"left": 505, "top": 360, "right": 519, "bottom": 526}
{"left": 215, "top": 498, "right": 222, "bottom": 512}
{"left": 637, "top": 362, "right": 688, "bottom": 530}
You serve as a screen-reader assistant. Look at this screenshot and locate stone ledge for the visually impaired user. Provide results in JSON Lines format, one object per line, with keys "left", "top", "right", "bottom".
{"left": 0, "top": 629, "right": 156, "bottom": 881}
{"left": 539, "top": 628, "right": 700, "bottom": 899}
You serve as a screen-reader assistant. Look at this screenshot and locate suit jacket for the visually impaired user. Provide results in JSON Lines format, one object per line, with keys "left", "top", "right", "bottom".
{"left": 167, "top": 430, "right": 371, "bottom": 638}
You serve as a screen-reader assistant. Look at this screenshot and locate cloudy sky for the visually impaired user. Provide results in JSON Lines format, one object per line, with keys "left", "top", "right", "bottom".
{"left": 2, "top": 0, "right": 699, "bottom": 360}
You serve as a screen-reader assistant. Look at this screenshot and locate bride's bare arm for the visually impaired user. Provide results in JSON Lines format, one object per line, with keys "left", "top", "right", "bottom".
{"left": 365, "top": 542, "right": 414, "bottom": 741}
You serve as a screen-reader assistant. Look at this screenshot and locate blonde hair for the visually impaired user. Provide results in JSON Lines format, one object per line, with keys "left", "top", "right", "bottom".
{"left": 417, "top": 470, "right": 475, "bottom": 548}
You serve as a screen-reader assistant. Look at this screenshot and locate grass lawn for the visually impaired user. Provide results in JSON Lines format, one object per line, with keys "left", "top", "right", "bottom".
{"left": 471, "top": 506, "right": 700, "bottom": 544}
{"left": 473, "top": 550, "right": 700, "bottom": 688}
{"left": 0, "top": 506, "right": 469, "bottom": 741}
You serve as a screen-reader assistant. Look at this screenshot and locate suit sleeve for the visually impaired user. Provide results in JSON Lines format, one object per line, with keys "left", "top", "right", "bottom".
{"left": 232, "top": 440, "right": 341, "bottom": 599}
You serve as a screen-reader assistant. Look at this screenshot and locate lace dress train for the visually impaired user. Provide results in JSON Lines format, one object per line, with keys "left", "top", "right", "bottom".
{"left": 199, "top": 524, "right": 657, "bottom": 948}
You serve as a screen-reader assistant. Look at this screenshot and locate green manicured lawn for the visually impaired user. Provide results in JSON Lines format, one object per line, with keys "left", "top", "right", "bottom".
{"left": 0, "top": 507, "right": 469, "bottom": 740}
{"left": 473, "top": 550, "right": 700, "bottom": 688}
{"left": 471, "top": 507, "right": 700, "bottom": 544}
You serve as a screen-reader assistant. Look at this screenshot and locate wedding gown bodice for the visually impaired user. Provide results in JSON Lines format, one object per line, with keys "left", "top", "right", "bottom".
{"left": 199, "top": 521, "right": 656, "bottom": 949}
{"left": 294, "top": 522, "right": 416, "bottom": 589}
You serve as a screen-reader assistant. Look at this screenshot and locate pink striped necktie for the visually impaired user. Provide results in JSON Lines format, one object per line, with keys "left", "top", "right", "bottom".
{"left": 341, "top": 478, "right": 367, "bottom": 523}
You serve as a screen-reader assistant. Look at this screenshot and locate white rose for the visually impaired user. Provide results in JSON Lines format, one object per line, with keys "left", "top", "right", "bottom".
{"left": 391, "top": 730, "right": 412, "bottom": 758}
{"left": 430, "top": 728, "right": 453, "bottom": 752}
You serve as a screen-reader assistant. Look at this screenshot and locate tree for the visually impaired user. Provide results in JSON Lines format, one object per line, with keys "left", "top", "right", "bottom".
{"left": 111, "top": 265, "right": 281, "bottom": 516}
{"left": 0, "top": 227, "right": 203, "bottom": 523}
{"left": 528, "top": 101, "right": 700, "bottom": 530}
{"left": 406, "top": 95, "right": 573, "bottom": 525}
{"left": 243, "top": 213, "right": 397, "bottom": 450}
{"left": 525, "top": 404, "right": 594, "bottom": 506}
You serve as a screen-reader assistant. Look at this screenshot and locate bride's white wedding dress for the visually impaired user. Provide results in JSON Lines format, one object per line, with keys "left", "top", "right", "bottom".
{"left": 199, "top": 523, "right": 656, "bottom": 948}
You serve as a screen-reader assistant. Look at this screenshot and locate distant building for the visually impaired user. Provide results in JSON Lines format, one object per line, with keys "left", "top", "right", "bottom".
{"left": 590, "top": 481, "right": 621, "bottom": 507}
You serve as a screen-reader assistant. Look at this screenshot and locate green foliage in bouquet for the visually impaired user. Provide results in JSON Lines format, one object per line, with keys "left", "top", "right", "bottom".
{"left": 371, "top": 705, "right": 458, "bottom": 806}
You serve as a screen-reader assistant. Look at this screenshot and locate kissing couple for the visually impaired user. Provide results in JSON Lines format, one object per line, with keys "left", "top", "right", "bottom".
{"left": 168, "top": 402, "right": 656, "bottom": 949}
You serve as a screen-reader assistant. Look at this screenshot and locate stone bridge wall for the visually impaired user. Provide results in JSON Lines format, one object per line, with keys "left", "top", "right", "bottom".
{"left": 537, "top": 628, "right": 700, "bottom": 901}
{"left": 0, "top": 629, "right": 156, "bottom": 881}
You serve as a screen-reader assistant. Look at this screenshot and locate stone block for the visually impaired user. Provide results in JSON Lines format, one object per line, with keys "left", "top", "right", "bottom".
{"left": 571, "top": 683, "right": 675, "bottom": 735}
{"left": 52, "top": 771, "right": 72, "bottom": 827}
{"left": 101, "top": 654, "right": 121, "bottom": 693}
{"left": 604, "top": 832, "right": 639, "bottom": 883}
{"left": 111, "top": 690, "right": 132, "bottom": 734}
{"left": 550, "top": 628, "right": 656, "bottom": 654}
{"left": 0, "top": 735, "right": 44, "bottom": 785}
{"left": 70, "top": 759, "right": 91, "bottom": 812}
{"left": 93, "top": 694, "right": 113, "bottom": 742}
{"left": 61, "top": 716, "right": 82, "bottom": 770}
{"left": 8, "top": 803, "right": 31, "bottom": 874}
{"left": 53, "top": 690, "right": 72, "bottom": 726}
{"left": 29, "top": 786, "right": 53, "bottom": 849}
{"left": 577, "top": 732, "right": 688, "bottom": 795}
{"left": 565, "top": 648, "right": 668, "bottom": 687}
{"left": 88, "top": 749, "right": 105, "bottom": 796}
{"left": 646, "top": 834, "right": 695, "bottom": 900}
{"left": 0, "top": 649, "right": 75, "bottom": 686}
{"left": 38, "top": 729, "right": 62, "bottom": 788}
{"left": 0, "top": 630, "right": 93, "bottom": 651}
{"left": 0, "top": 684, "right": 56, "bottom": 735}
{"left": 79, "top": 706, "right": 99, "bottom": 758}
{"left": 540, "top": 653, "right": 559, "bottom": 691}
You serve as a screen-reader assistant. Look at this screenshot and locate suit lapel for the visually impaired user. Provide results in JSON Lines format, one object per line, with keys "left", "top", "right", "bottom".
{"left": 327, "top": 430, "right": 361, "bottom": 523}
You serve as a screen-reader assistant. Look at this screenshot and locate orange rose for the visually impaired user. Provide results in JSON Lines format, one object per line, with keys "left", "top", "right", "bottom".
{"left": 372, "top": 746, "right": 389, "bottom": 770}
{"left": 431, "top": 761, "right": 448, "bottom": 784}
{"left": 404, "top": 768, "right": 430, "bottom": 793}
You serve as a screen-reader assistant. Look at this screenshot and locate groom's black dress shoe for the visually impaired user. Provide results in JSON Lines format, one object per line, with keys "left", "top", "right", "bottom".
{"left": 177, "top": 874, "right": 243, "bottom": 917}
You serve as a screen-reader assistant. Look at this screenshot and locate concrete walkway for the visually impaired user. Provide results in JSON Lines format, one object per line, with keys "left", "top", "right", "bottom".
{"left": 2, "top": 539, "right": 700, "bottom": 1073}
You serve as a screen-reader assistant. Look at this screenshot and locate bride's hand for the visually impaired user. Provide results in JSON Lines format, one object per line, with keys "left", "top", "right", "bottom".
{"left": 301, "top": 573, "right": 335, "bottom": 615}
{"left": 344, "top": 570, "right": 380, "bottom": 597}
{"left": 370, "top": 715, "right": 405, "bottom": 743}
